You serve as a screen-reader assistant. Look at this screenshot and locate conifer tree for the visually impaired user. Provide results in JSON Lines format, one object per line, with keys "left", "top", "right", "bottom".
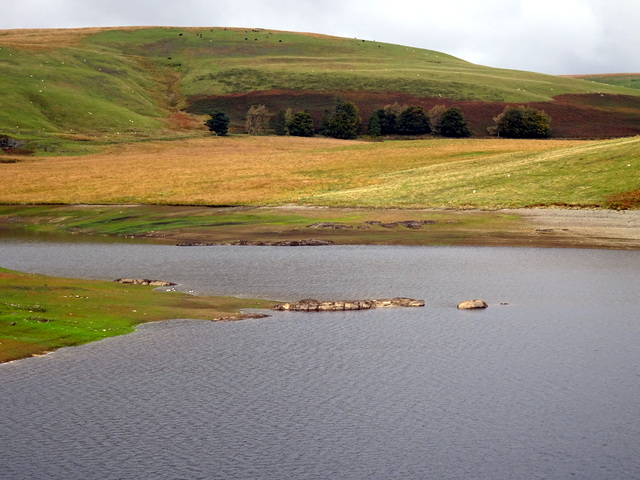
{"left": 318, "top": 109, "right": 332, "bottom": 136}
{"left": 273, "top": 109, "right": 288, "bottom": 136}
{"left": 287, "top": 111, "right": 314, "bottom": 137}
{"left": 370, "top": 108, "right": 397, "bottom": 135}
{"left": 204, "top": 110, "right": 230, "bottom": 136}
{"left": 368, "top": 111, "right": 382, "bottom": 138}
{"left": 328, "top": 99, "right": 361, "bottom": 139}
{"left": 396, "top": 105, "right": 430, "bottom": 135}
{"left": 439, "top": 107, "right": 471, "bottom": 138}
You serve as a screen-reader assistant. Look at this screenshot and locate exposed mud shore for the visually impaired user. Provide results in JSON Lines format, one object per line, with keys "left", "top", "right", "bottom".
{"left": 1, "top": 205, "right": 638, "bottom": 250}
{"left": 162, "top": 207, "right": 640, "bottom": 250}
{"left": 500, "top": 208, "right": 640, "bottom": 249}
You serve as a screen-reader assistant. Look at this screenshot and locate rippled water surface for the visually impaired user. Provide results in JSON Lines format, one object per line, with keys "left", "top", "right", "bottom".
{"left": 1, "top": 240, "right": 640, "bottom": 479}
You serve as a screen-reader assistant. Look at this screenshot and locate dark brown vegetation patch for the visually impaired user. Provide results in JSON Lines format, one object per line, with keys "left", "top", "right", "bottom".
{"left": 187, "top": 91, "right": 640, "bottom": 139}
{"left": 605, "top": 189, "right": 640, "bottom": 210}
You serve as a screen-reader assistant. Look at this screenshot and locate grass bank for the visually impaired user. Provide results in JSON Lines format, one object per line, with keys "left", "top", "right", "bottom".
{"left": 0, "top": 267, "right": 274, "bottom": 363}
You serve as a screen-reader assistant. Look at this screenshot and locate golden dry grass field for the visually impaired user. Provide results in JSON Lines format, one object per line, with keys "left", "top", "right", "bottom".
{"left": 3, "top": 135, "right": 638, "bottom": 209}
{"left": 0, "top": 27, "right": 99, "bottom": 49}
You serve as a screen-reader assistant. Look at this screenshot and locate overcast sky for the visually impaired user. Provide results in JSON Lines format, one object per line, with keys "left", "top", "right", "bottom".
{"left": 2, "top": 0, "right": 638, "bottom": 75}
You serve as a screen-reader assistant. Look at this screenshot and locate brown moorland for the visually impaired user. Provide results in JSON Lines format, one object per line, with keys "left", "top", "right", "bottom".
{"left": 188, "top": 90, "right": 640, "bottom": 138}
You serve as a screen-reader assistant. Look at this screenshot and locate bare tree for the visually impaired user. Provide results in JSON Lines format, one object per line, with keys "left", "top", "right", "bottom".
{"left": 428, "top": 104, "right": 447, "bottom": 135}
{"left": 245, "top": 104, "right": 271, "bottom": 135}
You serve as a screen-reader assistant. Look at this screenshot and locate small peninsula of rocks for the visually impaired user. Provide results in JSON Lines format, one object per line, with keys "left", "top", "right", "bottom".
{"left": 273, "top": 297, "right": 425, "bottom": 312}
{"left": 177, "top": 239, "right": 334, "bottom": 246}
{"left": 114, "top": 278, "right": 176, "bottom": 286}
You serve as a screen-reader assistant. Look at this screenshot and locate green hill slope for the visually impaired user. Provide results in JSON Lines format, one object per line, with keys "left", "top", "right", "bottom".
{"left": 85, "top": 27, "right": 635, "bottom": 102}
{"left": 566, "top": 74, "right": 640, "bottom": 91}
{"left": 0, "top": 29, "right": 166, "bottom": 149}
{"left": 1, "top": 26, "right": 639, "bottom": 152}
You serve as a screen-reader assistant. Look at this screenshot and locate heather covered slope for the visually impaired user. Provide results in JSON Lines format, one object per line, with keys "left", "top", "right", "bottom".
{"left": 1, "top": 26, "right": 639, "bottom": 152}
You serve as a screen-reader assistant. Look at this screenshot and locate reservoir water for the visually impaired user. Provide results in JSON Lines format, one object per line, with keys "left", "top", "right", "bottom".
{"left": 1, "top": 239, "right": 639, "bottom": 479}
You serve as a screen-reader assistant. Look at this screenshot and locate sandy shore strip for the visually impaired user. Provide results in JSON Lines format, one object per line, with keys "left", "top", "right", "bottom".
{"left": 504, "top": 208, "right": 640, "bottom": 249}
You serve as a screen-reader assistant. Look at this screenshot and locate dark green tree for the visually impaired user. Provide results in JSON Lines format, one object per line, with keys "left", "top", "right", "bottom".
{"left": 439, "top": 107, "right": 471, "bottom": 138}
{"left": 273, "top": 109, "right": 288, "bottom": 136}
{"left": 369, "top": 108, "right": 397, "bottom": 135}
{"left": 367, "top": 111, "right": 382, "bottom": 138}
{"left": 491, "top": 106, "right": 551, "bottom": 138}
{"left": 318, "top": 109, "right": 332, "bottom": 136}
{"left": 287, "top": 111, "right": 314, "bottom": 137}
{"left": 396, "top": 105, "right": 430, "bottom": 135}
{"left": 328, "top": 99, "right": 361, "bottom": 139}
{"left": 204, "top": 110, "right": 230, "bottom": 136}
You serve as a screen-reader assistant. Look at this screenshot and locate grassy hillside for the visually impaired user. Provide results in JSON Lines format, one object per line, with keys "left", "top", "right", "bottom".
{"left": 566, "top": 74, "right": 640, "bottom": 91}
{"left": 83, "top": 27, "right": 634, "bottom": 102}
{"left": 2, "top": 26, "right": 640, "bottom": 153}
{"left": 0, "top": 29, "right": 167, "bottom": 154}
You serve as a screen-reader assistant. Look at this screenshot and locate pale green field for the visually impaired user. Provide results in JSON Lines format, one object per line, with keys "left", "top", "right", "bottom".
{"left": 303, "top": 137, "right": 640, "bottom": 208}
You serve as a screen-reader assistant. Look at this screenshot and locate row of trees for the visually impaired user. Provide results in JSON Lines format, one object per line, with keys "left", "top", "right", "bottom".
{"left": 368, "top": 103, "right": 471, "bottom": 138}
{"left": 271, "top": 99, "right": 362, "bottom": 139}
{"left": 205, "top": 102, "right": 551, "bottom": 139}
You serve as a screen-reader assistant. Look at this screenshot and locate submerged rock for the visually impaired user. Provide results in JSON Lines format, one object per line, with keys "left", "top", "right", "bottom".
{"left": 176, "top": 242, "right": 216, "bottom": 246}
{"left": 307, "top": 222, "right": 353, "bottom": 229}
{"left": 176, "top": 239, "right": 334, "bottom": 246}
{"left": 114, "top": 278, "right": 176, "bottom": 286}
{"left": 230, "top": 239, "right": 334, "bottom": 246}
{"left": 457, "top": 299, "right": 488, "bottom": 309}
{"left": 212, "top": 313, "right": 270, "bottom": 322}
{"left": 273, "top": 297, "right": 425, "bottom": 312}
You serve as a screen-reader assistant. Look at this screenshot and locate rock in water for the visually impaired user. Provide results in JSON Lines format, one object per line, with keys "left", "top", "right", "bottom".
{"left": 114, "top": 278, "right": 176, "bottom": 286}
{"left": 457, "top": 299, "right": 488, "bottom": 309}
{"left": 273, "top": 297, "right": 425, "bottom": 312}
